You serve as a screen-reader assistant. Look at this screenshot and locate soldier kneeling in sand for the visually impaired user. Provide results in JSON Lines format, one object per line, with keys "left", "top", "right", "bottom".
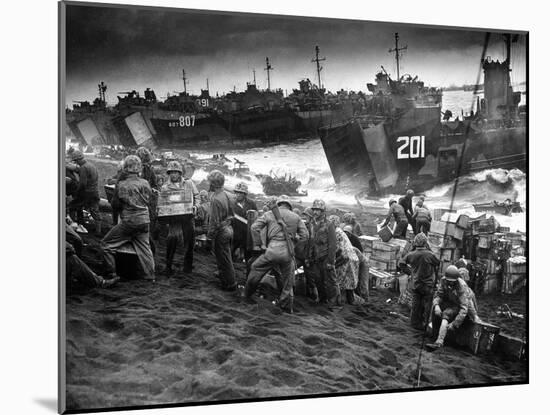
{"left": 426, "top": 265, "right": 481, "bottom": 350}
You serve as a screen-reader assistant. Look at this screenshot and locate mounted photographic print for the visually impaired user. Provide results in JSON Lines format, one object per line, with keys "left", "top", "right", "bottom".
{"left": 59, "top": 1, "right": 528, "bottom": 413}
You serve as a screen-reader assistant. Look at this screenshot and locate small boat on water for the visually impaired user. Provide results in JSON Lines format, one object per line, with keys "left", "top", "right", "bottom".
{"left": 257, "top": 172, "right": 308, "bottom": 197}
{"left": 473, "top": 199, "right": 523, "bottom": 216}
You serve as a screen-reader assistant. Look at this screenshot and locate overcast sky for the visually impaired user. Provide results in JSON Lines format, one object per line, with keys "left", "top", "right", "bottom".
{"left": 65, "top": 4, "right": 527, "bottom": 105}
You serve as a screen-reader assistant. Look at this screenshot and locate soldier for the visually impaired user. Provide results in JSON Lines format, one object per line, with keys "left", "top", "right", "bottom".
{"left": 401, "top": 233, "right": 440, "bottom": 330}
{"left": 426, "top": 265, "right": 481, "bottom": 350}
{"left": 66, "top": 242, "right": 119, "bottom": 291}
{"left": 207, "top": 170, "right": 237, "bottom": 291}
{"left": 399, "top": 189, "right": 415, "bottom": 233}
{"left": 245, "top": 195, "right": 308, "bottom": 312}
{"left": 413, "top": 199, "right": 432, "bottom": 235}
{"left": 342, "top": 212, "right": 363, "bottom": 236}
{"left": 136, "top": 147, "right": 159, "bottom": 250}
{"left": 308, "top": 199, "right": 341, "bottom": 311}
{"left": 380, "top": 199, "right": 409, "bottom": 239}
{"left": 161, "top": 161, "right": 199, "bottom": 275}
{"left": 101, "top": 155, "right": 156, "bottom": 282}
{"left": 67, "top": 149, "right": 102, "bottom": 235}
{"left": 232, "top": 182, "right": 258, "bottom": 262}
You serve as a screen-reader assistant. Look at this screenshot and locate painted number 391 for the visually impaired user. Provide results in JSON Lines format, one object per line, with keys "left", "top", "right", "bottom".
{"left": 397, "top": 136, "right": 425, "bottom": 159}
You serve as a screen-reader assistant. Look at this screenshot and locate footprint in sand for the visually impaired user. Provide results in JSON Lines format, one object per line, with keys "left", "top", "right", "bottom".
{"left": 175, "top": 327, "right": 196, "bottom": 341}
{"left": 212, "top": 348, "right": 234, "bottom": 365}
{"left": 302, "top": 335, "right": 323, "bottom": 346}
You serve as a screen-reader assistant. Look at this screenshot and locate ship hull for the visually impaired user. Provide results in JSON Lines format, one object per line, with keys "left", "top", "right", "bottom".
{"left": 319, "top": 113, "right": 526, "bottom": 195}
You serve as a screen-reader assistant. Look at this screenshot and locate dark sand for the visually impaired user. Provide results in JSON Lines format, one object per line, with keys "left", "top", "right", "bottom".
{"left": 64, "top": 158, "right": 526, "bottom": 411}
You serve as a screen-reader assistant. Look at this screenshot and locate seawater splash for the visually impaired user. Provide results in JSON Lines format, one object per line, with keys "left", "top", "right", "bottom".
{"left": 183, "top": 141, "right": 526, "bottom": 230}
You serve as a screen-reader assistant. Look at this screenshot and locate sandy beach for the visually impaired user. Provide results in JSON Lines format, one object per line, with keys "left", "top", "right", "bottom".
{"left": 64, "top": 158, "right": 526, "bottom": 411}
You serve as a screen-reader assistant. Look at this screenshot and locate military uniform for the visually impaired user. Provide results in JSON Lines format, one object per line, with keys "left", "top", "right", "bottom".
{"left": 101, "top": 160, "right": 155, "bottom": 280}
{"left": 245, "top": 202, "right": 308, "bottom": 311}
{"left": 381, "top": 202, "right": 409, "bottom": 239}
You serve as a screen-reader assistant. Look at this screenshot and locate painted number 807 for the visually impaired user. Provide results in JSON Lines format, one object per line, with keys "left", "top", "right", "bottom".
{"left": 397, "top": 136, "right": 425, "bottom": 159}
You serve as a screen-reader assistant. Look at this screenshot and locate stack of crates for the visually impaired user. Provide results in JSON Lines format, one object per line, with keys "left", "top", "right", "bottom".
{"left": 502, "top": 256, "right": 527, "bottom": 294}
{"left": 358, "top": 235, "right": 380, "bottom": 260}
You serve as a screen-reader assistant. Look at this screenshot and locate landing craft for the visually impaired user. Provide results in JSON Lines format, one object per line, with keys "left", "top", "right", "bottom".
{"left": 318, "top": 33, "right": 527, "bottom": 196}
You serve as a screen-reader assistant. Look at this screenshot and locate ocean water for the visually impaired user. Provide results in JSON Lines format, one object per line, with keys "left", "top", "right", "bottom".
{"left": 186, "top": 90, "right": 526, "bottom": 232}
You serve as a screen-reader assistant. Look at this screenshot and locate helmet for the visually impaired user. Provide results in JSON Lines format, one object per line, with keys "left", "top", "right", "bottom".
{"left": 406, "top": 189, "right": 415, "bottom": 197}
{"left": 312, "top": 199, "right": 326, "bottom": 211}
{"left": 455, "top": 258, "right": 467, "bottom": 269}
{"left": 276, "top": 194, "right": 292, "bottom": 209}
{"left": 292, "top": 208, "right": 302, "bottom": 215}
{"left": 69, "top": 149, "right": 84, "bottom": 161}
{"left": 234, "top": 182, "right": 248, "bottom": 194}
{"left": 166, "top": 161, "right": 183, "bottom": 174}
{"left": 303, "top": 207, "right": 314, "bottom": 218}
{"left": 388, "top": 199, "right": 397, "bottom": 206}
{"left": 328, "top": 215, "right": 341, "bottom": 226}
{"left": 445, "top": 265, "right": 460, "bottom": 281}
{"left": 413, "top": 232, "right": 428, "bottom": 248}
{"left": 342, "top": 212, "right": 355, "bottom": 224}
{"left": 207, "top": 170, "right": 225, "bottom": 188}
{"left": 123, "top": 155, "right": 142, "bottom": 174}
{"left": 136, "top": 147, "right": 152, "bottom": 163}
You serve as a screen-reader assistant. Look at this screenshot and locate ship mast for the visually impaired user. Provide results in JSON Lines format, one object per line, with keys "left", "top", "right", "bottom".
{"left": 265, "top": 57, "right": 273, "bottom": 91}
{"left": 388, "top": 32, "right": 407, "bottom": 80}
{"left": 97, "top": 81, "right": 107, "bottom": 105}
{"left": 181, "top": 69, "right": 188, "bottom": 94}
{"left": 311, "top": 45, "right": 326, "bottom": 89}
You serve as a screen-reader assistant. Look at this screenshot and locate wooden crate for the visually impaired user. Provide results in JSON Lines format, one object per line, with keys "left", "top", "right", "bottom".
{"left": 369, "top": 258, "right": 398, "bottom": 272}
{"left": 478, "top": 233, "right": 495, "bottom": 249}
{"left": 439, "top": 212, "right": 470, "bottom": 229}
{"left": 157, "top": 189, "right": 194, "bottom": 217}
{"left": 450, "top": 320, "right": 500, "bottom": 355}
{"left": 483, "top": 273, "right": 501, "bottom": 294}
{"left": 502, "top": 272, "right": 526, "bottom": 294}
{"left": 495, "top": 333, "right": 526, "bottom": 361}
{"left": 433, "top": 208, "right": 456, "bottom": 222}
{"left": 371, "top": 249, "right": 398, "bottom": 262}
{"left": 428, "top": 233, "right": 459, "bottom": 249}
{"left": 378, "top": 225, "right": 393, "bottom": 242}
{"left": 358, "top": 235, "right": 380, "bottom": 251}
{"left": 372, "top": 240, "right": 400, "bottom": 252}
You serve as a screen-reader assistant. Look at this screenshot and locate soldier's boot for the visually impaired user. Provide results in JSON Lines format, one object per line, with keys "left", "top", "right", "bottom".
{"left": 426, "top": 319, "right": 448, "bottom": 350}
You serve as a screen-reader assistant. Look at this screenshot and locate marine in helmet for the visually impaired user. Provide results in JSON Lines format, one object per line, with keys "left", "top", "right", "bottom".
{"left": 232, "top": 182, "right": 258, "bottom": 263}
{"left": 160, "top": 160, "right": 199, "bottom": 275}
{"left": 400, "top": 233, "right": 440, "bottom": 330}
{"left": 245, "top": 195, "right": 309, "bottom": 313}
{"left": 307, "top": 199, "right": 341, "bottom": 311}
{"left": 67, "top": 148, "right": 102, "bottom": 235}
{"left": 207, "top": 170, "right": 237, "bottom": 291}
{"left": 380, "top": 199, "right": 409, "bottom": 239}
{"left": 342, "top": 212, "right": 362, "bottom": 237}
{"left": 136, "top": 147, "right": 159, "bottom": 254}
{"left": 413, "top": 197, "right": 432, "bottom": 235}
{"left": 399, "top": 189, "right": 416, "bottom": 233}
{"left": 101, "top": 155, "right": 156, "bottom": 282}
{"left": 426, "top": 265, "right": 481, "bottom": 350}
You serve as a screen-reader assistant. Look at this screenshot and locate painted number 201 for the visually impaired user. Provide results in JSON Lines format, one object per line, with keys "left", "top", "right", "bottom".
{"left": 397, "top": 136, "right": 425, "bottom": 159}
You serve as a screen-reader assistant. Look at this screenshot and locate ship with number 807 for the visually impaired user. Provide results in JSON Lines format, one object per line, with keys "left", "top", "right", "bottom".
{"left": 318, "top": 32, "right": 526, "bottom": 196}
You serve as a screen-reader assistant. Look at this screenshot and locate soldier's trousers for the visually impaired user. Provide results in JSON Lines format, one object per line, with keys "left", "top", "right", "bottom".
{"left": 394, "top": 219, "right": 409, "bottom": 239}
{"left": 166, "top": 215, "right": 195, "bottom": 271}
{"left": 416, "top": 219, "right": 431, "bottom": 235}
{"left": 213, "top": 225, "right": 236, "bottom": 289}
{"left": 101, "top": 222, "right": 155, "bottom": 279}
{"left": 245, "top": 241, "right": 294, "bottom": 309}
{"left": 410, "top": 284, "right": 434, "bottom": 330}
{"left": 66, "top": 253, "right": 103, "bottom": 289}
{"left": 309, "top": 257, "right": 341, "bottom": 307}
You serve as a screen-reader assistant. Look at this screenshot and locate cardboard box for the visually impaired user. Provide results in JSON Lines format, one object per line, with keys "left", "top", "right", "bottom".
{"left": 430, "top": 221, "right": 464, "bottom": 240}
{"left": 433, "top": 208, "right": 457, "bottom": 222}
{"left": 439, "top": 212, "right": 470, "bottom": 229}
{"left": 478, "top": 233, "right": 495, "bottom": 249}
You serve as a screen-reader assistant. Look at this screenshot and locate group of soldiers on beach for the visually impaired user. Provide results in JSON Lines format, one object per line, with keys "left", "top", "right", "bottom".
{"left": 65, "top": 148, "right": 481, "bottom": 351}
